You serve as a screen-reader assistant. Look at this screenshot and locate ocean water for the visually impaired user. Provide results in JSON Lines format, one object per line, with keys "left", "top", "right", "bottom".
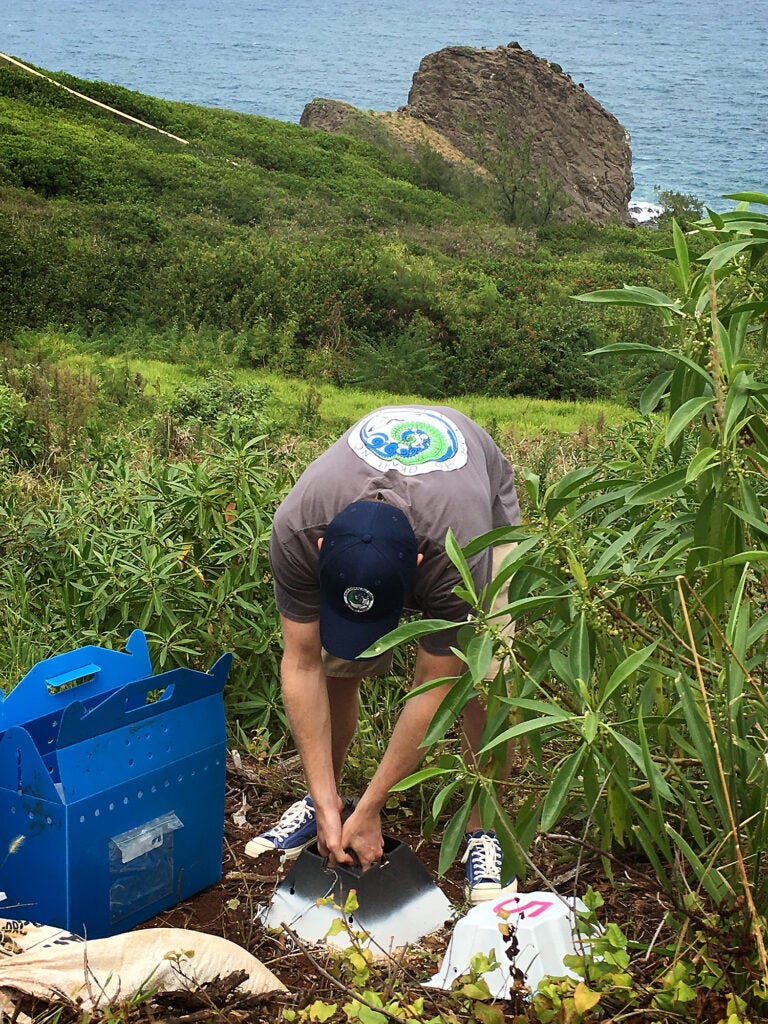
{"left": 2, "top": 0, "right": 766, "bottom": 209}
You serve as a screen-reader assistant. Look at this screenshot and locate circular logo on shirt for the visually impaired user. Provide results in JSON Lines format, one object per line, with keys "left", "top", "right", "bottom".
{"left": 344, "top": 587, "right": 375, "bottom": 613}
{"left": 348, "top": 408, "right": 468, "bottom": 475}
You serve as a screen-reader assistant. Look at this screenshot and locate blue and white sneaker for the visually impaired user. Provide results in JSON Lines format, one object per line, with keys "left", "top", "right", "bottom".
{"left": 462, "top": 829, "right": 507, "bottom": 904}
{"left": 245, "top": 796, "right": 317, "bottom": 860}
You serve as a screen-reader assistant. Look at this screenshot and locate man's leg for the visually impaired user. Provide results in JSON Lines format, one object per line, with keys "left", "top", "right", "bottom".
{"left": 326, "top": 675, "right": 361, "bottom": 784}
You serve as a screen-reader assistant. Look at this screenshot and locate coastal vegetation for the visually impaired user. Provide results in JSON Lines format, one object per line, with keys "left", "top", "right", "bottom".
{"left": 1, "top": 61, "right": 672, "bottom": 403}
{"left": 2, "top": 57, "right": 768, "bottom": 1024}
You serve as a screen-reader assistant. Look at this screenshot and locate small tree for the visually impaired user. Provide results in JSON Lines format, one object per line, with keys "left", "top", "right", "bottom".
{"left": 463, "top": 111, "right": 570, "bottom": 226}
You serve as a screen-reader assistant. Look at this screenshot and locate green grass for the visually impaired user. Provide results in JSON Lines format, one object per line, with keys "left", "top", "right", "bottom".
{"left": 98, "top": 355, "right": 633, "bottom": 437}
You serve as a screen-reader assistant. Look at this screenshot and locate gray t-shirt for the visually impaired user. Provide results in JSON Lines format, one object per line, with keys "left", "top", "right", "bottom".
{"left": 269, "top": 405, "right": 520, "bottom": 655}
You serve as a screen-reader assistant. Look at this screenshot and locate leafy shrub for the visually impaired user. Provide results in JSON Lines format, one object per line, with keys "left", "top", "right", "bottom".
{"left": 0, "top": 382, "right": 44, "bottom": 465}
{"left": 381, "top": 191, "right": 768, "bottom": 1007}
{"left": 0, "top": 435, "right": 291, "bottom": 738}
{"left": 160, "top": 369, "right": 277, "bottom": 443}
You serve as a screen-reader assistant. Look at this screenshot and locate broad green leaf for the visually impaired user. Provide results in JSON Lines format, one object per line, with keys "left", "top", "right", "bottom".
{"left": 569, "top": 613, "right": 591, "bottom": 689}
{"left": 582, "top": 709, "right": 598, "bottom": 745}
{"left": 610, "top": 730, "right": 675, "bottom": 801}
{"left": 502, "top": 697, "right": 573, "bottom": 722}
{"left": 674, "top": 675, "right": 731, "bottom": 825}
{"left": 575, "top": 286, "right": 678, "bottom": 308}
{"left": 550, "top": 649, "right": 573, "bottom": 685}
{"left": 423, "top": 672, "right": 476, "bottom": 746}
{"left": 551, "top": 465, "right": 600, "bottom": 498}
{"left": 389, "top": 767, "right": 451, "bottom": 792}
{"left": 637, "top": 713, "right": 674, "bottom": 855}
{"left": 477, "top": 715, "right": 570, "bottom": 756}
{"left": 591, "top": 525, "right": 641, "bottom": 576}
{"left": 627, "top": 469, "right": 687, "bottom": 505}
{"left": 445, "top": 528, "right": 477, "bottom": 600}
{"left": 541, "top": 747, "right": 586, "bottom": 831}
{"left": 589, "top": 343, "right": 713, "bottom": 386}
{"left": 722, "top": 190, "right": 768, "bottom": 204}
{"left": 524, "top": 471, "right": 540, "bottom": 507}
{"left": 491, "top": 798, "right": 531, "bottom": 880}
{"left": 463, "top": 524, "right": 530, "bottom": 557}
{"left": 483, "top": 536, "right": 543, "bottom": 606}
{"left": 438, "top": 798, "right": 474, "bottom": 876}
{"left": 720, "top": 551, "right": 768, "bottom": 566}
{"left": 672, "top": 218, "right": 691, "bottom": 284}
{"left": 698, "top": 239, "right": 759, "bottom": 270}
{"left": 685, "top": 447, "right": 719, "bottom": 483}
{"left": 466, "top": 632, "right": 493, "bottom": 684}
{"left": 566, "top": 550, "right": 590, "bottom": 592}
{"left": 723, "top": 389, "right": 751, "bottom": 445}
{"left": 665, "top": 395, "right": 713, "bottom": 446}
{"left": 725, "top": 504, "right": 768, "bottom": 541}
{"left": 640, "top": 371, "right": 673, "bottom": 415}
{"left": 361, "top": 617, "right": 457, "bottom": 657}
{"left": 598, "top": 643, "right": 659, "bottom": 710}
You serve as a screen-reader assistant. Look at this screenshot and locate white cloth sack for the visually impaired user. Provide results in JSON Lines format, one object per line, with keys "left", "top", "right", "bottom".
{"left": 0, "top": 920, "right": 286, "bottom": 1010}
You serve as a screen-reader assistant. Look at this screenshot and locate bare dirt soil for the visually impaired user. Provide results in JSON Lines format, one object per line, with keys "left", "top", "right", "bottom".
{"left": 10, "top": 752, "right": 680, "bottom": 1023}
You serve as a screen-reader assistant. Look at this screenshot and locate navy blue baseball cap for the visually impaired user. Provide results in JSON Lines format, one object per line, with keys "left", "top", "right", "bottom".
{"left": 319, "top": 501, "right": 419, "bottom": 660}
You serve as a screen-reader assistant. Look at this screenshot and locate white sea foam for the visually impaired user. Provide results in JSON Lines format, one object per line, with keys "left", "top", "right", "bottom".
{"left": 628, "top": 200, "right": 663, "bottom": 224}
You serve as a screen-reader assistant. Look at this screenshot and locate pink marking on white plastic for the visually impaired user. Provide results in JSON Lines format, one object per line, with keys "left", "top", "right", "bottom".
{"left": 493, "top": 898, "right": 553, "bottom": 918}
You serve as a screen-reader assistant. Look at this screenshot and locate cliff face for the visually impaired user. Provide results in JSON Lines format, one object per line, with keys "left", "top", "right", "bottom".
{"left": 301, "top": 43, "right": 634, "bottom": 225}
{"left": 405, "top": 44, "right": 633, "bottom": 224}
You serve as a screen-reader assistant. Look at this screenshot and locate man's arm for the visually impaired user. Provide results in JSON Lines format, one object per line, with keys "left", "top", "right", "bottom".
{"left": 279, "top": 615, "right": 346, "bottom": 862}
{"left": 341, "top": 648, "right": 463, "bottom": 870}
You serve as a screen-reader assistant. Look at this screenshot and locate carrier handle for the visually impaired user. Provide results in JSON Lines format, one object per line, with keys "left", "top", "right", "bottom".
{"left": 0, "top": 631, "right": 152, "bottom": 729}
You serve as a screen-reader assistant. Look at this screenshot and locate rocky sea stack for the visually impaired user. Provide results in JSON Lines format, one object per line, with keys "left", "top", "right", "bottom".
{"left": 301, "top": 42, "right": 634, "bottom": 225}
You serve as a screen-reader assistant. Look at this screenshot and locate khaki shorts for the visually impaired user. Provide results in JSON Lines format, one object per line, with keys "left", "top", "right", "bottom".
{"left": 322, "top": 648, "right": 394, "bottom": 679}
{"left": 322, "top": 543, "right": 516, "bottom": 681}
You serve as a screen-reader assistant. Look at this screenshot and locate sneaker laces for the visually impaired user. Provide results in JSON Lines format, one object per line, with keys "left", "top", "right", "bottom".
{"left": 461, "top": 832, "right": 501, "bottom": 878}
{"left": 267, "top": 798, "right": 314, "bottom": 841}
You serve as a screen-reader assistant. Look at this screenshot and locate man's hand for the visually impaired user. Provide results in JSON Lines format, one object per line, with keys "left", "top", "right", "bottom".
{"left": 315, "top": 798, "right": 352, "bottom": 867}
{"left": 338, "top": 805, "right": 384, "bottom": 872}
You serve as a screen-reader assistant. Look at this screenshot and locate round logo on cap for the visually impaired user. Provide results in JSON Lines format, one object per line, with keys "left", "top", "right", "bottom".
{"left": 344, "top": 587, "right": 375, "bottom": 613}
